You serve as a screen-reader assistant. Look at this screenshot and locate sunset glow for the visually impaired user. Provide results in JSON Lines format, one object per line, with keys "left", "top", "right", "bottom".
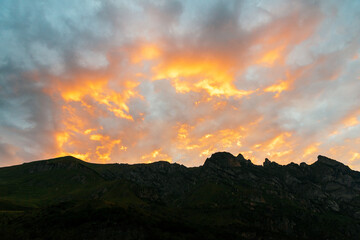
{"left": 1, "top": 0, "right": 360, "bottom": 169}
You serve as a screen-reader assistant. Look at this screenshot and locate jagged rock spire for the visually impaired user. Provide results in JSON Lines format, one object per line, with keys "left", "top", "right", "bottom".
{"left": 203, "top": 152, "right": 252, "bottom": 168}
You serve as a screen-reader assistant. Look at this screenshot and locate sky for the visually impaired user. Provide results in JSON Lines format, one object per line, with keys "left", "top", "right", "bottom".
{"left": 1, "top": 0, "right": 360, "bottom": 169}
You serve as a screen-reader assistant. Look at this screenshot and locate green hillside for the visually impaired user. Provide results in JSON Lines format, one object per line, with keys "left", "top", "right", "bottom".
{"left": 0, "top": 153, "right": 360, "bottom": 239}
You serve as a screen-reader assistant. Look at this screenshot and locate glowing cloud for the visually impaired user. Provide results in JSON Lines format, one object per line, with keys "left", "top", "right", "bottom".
{"left": 154, "top": 56, "right": 252, "bottom": 97}
{"left": 1, "top": 0, "right": 360, "bottom": 169}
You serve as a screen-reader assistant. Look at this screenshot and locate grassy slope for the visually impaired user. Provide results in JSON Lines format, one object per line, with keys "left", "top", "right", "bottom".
{"left": 0, "top": 156, "right": 358, "bottom": 239}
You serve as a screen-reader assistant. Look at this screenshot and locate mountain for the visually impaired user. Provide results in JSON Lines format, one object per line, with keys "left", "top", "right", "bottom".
{"left": 1, "top": 153, "right": 360, "bottom": 239}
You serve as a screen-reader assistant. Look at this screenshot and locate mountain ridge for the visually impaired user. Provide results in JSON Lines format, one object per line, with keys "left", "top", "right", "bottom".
{"left": 15, "top": 152, "right": 354, "bottom": 170}
{"left": 1, "top": 152, "right": 360, "bottom": 240}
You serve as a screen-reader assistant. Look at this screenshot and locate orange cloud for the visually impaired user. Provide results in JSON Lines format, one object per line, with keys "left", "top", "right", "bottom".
{"left": 4, "top": 1, "right": 358, "bottom": 172}
{"left": 343, "top": 116, "right": 359, "bottom": 127}
{"left": 47, "top": 71, "right": 141, "bottom": 162}
{"left": 257, "top": 46, "right": 285, "bottom": 66}
{"left": 264, "top": 80, "right": 290, "bottom": 98}
{"left": 153, "top": 56, "right": 253, "bottom": 97}
{"left": 303, "top": 143, "right": 320, "bottom": 158}
{"left": 0, "top": 0, "right": 357, "bottom": 177}
{"left": 40, "top": 31, "right": 359, "bottom": 170}
{"left": 141, "top": 149, "right": 172, "bottom": 163}
{"left": 131, "top": 44, "right": 161, "bottom": 63}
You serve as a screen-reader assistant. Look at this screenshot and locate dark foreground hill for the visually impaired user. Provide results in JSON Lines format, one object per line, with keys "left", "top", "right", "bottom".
{"left": 1, "top": 152, "right": 360, "bottom": 239}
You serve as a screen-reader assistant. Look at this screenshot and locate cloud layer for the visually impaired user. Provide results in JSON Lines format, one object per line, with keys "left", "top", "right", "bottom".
{"left": 1, "top": 0, "right": 360, "bottom": 169}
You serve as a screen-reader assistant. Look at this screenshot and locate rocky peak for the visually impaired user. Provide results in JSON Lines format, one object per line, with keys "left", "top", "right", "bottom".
{"left": 314, "top": 155, "right": 350, "bottom": 172}
{"left": 263, "top": 158, "right": 280, "bottom": 168}
{"left": 204, "top": 152, "right": 248, "bottom": 168}
{"left": 317, "top": 155, "right": 343, "bottom": 166}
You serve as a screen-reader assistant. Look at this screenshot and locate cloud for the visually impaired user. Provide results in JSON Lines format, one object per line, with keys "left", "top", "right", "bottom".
{"left": 0, "top": 0, "right": 360, "bottom": 168}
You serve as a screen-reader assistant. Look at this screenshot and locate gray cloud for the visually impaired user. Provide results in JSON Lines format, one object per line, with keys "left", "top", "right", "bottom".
{"left": 0, "top": 0, "right": 360, "bottom": 168}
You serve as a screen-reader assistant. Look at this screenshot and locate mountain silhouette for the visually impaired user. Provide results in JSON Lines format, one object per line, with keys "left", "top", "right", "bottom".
{"left": 1, "top": 152, "right": 360, "bottom": 239}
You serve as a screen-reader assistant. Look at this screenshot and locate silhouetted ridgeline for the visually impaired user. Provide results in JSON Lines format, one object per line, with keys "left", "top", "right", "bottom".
{"left": 0, "top": 152, "right": 360, "bottom": 239}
